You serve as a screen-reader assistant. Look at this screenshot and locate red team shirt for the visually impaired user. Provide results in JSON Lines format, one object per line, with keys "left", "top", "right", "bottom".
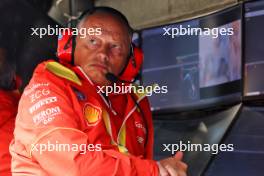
{"left": 10, "top": 61, "right": 159, "bottom": 176}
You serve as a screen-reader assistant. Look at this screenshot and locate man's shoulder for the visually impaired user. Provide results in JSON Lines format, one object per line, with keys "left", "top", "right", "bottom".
{"left": 21, "top": 60, "right": 84, "bottom": 108}
{"left": 23, "top": 60, "right": 69, "bottom": 97}
{"left": 30, "top": 60, "right": 81, "bottom": 87}
{"left": 17, "top": 61, "right": 76, "bottom": 127}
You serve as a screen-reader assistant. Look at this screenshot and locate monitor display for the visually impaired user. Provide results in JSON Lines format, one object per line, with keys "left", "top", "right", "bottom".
{"left": 142, "top": 5, "right": 242, "bottom": 112}
{"left": 142, "top": 20, "right": 199, "bottom": 111}
{"left": 244, "top": 1, "right": 264, "bottom": 97}
{"left": 199, "top": 21, "right": 241, "bottom": 88}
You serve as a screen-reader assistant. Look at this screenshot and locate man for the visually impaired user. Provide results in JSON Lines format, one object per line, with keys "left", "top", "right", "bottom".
{"left": 10, "top": 7, "right": 187, "bottom": 176}
{"left": 0, "top": 47, "right": 21, "bottom": 175}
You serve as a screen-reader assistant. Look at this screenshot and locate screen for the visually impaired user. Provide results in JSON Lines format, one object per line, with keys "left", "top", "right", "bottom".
{"left": 142, "top": 5, "right": 242, "bottom": 112}
{"left": 199, "top": 22, "right": 241, "bottom": 88}
{"left": 142, "top": 20, "right": 200, "bottom": 111}
{"left": 244, "top": 1, "right": 264, "bottom": 97}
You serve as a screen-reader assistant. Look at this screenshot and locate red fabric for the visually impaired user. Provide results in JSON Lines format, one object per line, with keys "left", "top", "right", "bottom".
{"left": 119, "top": 46, "right": 144, "bottom": 82}
{"left": 10, "top": 61, "right": 159, "bottom": 176}
{"left": 0, "top": 90, "right": 20, "bottom": 175}
{"left": 108, "top": 93, "right": 127, "bottom": 132}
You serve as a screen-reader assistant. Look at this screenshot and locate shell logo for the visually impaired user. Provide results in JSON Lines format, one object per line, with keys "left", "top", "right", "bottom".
{"left": 83, "top": 103, "right": 102, "bottom": 126}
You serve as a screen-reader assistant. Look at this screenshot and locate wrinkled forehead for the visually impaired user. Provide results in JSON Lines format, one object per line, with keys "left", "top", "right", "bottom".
{"left": 79, "top": 12, "right": 131, "bottom": 38}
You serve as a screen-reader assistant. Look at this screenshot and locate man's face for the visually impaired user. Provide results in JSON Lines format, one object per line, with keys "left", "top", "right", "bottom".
{"left": 74, "top": 12, "right": 131, "bottom": 86}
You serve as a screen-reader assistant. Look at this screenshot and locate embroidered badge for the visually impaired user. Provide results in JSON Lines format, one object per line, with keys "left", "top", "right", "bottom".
{"left": 84, "top": 103, "right": 102, "bottom": 126}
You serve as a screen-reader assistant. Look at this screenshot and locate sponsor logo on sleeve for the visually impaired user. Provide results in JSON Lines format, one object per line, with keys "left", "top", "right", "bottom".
{"left": 29, "top": 89, "right": 50, "bottom": 103}
{"left": 29, "top": 97, "right": 58, "bottom": 114}
{"left": 33, "top": 106, "right": 61, "bottom": 125}
{"left": 24, "top": 83, "right": 49, "bottom": 96}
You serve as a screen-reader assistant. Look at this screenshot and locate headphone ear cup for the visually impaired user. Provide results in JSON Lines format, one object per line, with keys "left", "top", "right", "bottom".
{"left": 130, "top": 44, "right": 137, "bottom": 68}
{"left": 57, "top": 29, "right": 73, "bottom": 64}
{"left": 119, "top": 45, "right": 143, "bottom": 82}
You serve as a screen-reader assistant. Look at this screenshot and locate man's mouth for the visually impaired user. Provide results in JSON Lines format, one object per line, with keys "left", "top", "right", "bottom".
{"left": 90, "top": 63, "right": 108, "bottom": 71}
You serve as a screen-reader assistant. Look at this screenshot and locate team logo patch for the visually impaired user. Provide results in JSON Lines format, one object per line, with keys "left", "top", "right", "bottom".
{"left": 84, "top": 103, "right": 101, "bottom": 126}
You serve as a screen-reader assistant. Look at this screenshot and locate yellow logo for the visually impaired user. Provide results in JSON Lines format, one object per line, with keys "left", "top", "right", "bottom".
{"left": 84, "top": 103, "right": 101, "bottom": 126}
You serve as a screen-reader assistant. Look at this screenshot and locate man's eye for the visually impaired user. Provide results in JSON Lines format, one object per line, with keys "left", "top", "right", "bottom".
{"left": 89, "top": 39, "right": 97, "bottom": 45}
{"left": 111, "top": 44, "right": 120, "bottom": 49}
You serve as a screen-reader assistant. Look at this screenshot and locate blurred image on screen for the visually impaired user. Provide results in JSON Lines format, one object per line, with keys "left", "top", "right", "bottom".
{"left": 199, "top": 20, "right": 241, "bottom": 88}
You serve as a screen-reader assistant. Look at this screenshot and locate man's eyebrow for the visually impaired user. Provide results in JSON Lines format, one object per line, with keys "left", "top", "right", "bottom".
{"left": 85, "top": 25, "right": 101, "bottom": 29}
{"left": 100, "top": 28, "right": 120, "bottom": 35}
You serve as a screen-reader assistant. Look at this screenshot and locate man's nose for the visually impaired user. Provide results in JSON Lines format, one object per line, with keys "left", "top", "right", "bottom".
{"left": 97, "top": 46, "right": 110, "bottom": 62}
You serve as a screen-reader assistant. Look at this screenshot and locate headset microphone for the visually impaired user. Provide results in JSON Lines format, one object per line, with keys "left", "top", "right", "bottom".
{"left": 105, "top": 73, "right": 133, "bottom": 83}
{"left": 105, "top": 73, "right": 118, "bottom": 83}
